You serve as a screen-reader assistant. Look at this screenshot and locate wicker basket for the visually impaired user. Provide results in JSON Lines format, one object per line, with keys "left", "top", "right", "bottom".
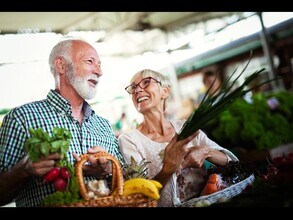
{"left": 175, "top": 174, "right": 255, "bottom": 207}
{"left": 61, "top": 152, "right": 157, "bottom": 207}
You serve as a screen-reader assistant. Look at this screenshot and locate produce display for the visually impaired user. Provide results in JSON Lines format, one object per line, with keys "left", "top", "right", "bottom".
{"left": 260, "top": 153, "right": 293, "bottom": 185}
{"left": 25, "top": 128, "right": 162, "bottom": 206}
{"left": 210, "top": 153, "right": 293, "bottom": 207}
{"left": 204, "top": 91, "right": 293, "bottom": 151}
{"left": 201, "top": 161, "right": 256, "bottom": 196}
{"left": 200, "top": 173, "right": 222, "bottom": 196}
{"left": 116, "top": 178, "right": 161, "bottom": 200}
{"left": 118, "top": 155, "right": 161, "bottom": 200}
{"left": 71, "top": 151, "right": 160, "bottom": 207}
{"left": 24, "top": 127, "right": 81, "bottom": 205}
{"left": 179, "top": 161, "right": 257, "bottom": 207}
{"left": 207, "top": 161, "right": 258, "bottom": 185}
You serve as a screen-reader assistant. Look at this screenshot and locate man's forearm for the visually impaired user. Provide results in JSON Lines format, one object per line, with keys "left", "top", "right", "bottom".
{"left": 0, "top": 160, "right": 29, "bottom": 206}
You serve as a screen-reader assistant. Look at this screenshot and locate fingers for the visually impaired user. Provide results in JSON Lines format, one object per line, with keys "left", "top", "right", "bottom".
{"left": 84, "top": 155, "right": 112, "bottom": 177}
{"left": 88, "top": 155, "right": 110, "bottom": 168}
{"left": 39, "top": 152, "right": 61, "bottom": 161}
{"left": 181, "top": 157, "right": 190, "bottom": 169}
{"left": 37, "top": 153, "right": 60, "bottom": 170}
{"left": 98, "top": 157, "right": 108, "bottom": 165}
{"left": 180, "top": 131, "right": 198, "bottom": 145}
{"left": 166, "top": 132, "right": 195, "bottom": 155}
{"left": 23, "top": 155, "right": 56, "bottom": 177}
{"left": 87, "top": 146, "right": 105, "bottom": 154}
{"left": 73, "top": 147, "right": 110, "bottom": 177}
{"left": 74, "top": 146, "right": 105, "bottom": 162}
{"left": 98, "top": 157, "right": 112, "bottom": 173}
{"left": 169, "top": 133, "right": 178, "bottom": 145}
{"left": 182, "top": 146, "right": 205, "bottom": 169}
{"left": 88, "top": 154, "right": 98, "bottom": 167}
{"left": 189, "top": 130, "right": 199, "bottom": 140}
{"left": 73, "top": 153, "right": 80, "bottom": 161}
{"left": 94, "top": 157, "right": 111, "bottom": 169}
{"left": 166, "top": 133, "right": 185, "bottom": 152}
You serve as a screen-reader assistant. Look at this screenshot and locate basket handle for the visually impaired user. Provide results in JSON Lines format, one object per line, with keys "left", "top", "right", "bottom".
{"left": 75, "top": 151, "right": 124, "bottom": 200}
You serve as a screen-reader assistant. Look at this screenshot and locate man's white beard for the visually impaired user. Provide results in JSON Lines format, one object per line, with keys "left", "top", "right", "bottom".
{"left": 66, "top": 68, "right": 97, "bottom": 100}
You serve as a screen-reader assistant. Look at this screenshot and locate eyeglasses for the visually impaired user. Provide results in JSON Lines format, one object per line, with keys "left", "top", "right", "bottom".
{"left": 125, "top": 77, "right": 161, "bottom": 94}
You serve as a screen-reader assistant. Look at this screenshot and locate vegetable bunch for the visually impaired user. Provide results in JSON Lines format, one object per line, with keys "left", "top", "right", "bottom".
{"left": 24, "top": 127, "right": 71, "bottom": 165}
{"left": 24, "top": 127, "right": 81, "bottom": 205}
{"left": 177, "top": 55, "right": 275, "bottom": 141}
{"left": 24, "top": 127, "right": 73, "bottom": 191}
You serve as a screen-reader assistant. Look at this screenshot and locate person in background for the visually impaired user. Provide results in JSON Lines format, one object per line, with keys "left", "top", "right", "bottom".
{"left": 114, "top": 112, "right": 130, "bottom": 137}
{"left": 0, "top": 38, "right": 123, "bottom": 207}
{"left": 195, "top": 70, "right": 222, "bottom": 108}
{"left": 118, "top": 69, "right": 238, "bottom": 207}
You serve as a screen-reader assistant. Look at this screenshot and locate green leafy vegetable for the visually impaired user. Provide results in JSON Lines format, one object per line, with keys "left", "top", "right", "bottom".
{"left": 177, "top": 54, "right": 276, "bottom": 141}
{"left": 204, "top": 91, "right": 293, "bottom": 150}
{"left": 24, "top": 127, "right": 82, "bottom": 206}
{"left": 41, "top": 163, "right": 81, "bottom": 206}
{"left": 24, "top": 127, "right": 71, "bottom": 166}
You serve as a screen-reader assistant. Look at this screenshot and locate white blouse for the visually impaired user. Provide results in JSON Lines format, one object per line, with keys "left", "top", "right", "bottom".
{"left": 118, "top": 119, "right": 238, "bottom": 207}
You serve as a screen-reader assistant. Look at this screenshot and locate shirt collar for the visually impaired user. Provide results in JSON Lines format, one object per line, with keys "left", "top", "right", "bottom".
{"left": 83, "top": 100, "right": 95, "bottom": 118}
{"left": 46, "top": 89, "right": 95, "bottom": 117}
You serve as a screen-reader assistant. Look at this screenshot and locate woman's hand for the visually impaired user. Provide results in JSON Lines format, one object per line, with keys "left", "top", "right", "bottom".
{"left": 154, "top": 131, "right": 199, "bottom": 186}
{"left": 163, "top": 131, "right": 199, "bottom": 174}
{"left": 182, "top": 146, "right": 230, "bottom": 168}
{"left": 73, "top": 146, "right": 112, "bottom": 178}
{"left": 181, "top": 146, "right": 210, "bottom": 169}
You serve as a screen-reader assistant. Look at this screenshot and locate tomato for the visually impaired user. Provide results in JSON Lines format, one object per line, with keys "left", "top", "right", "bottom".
{"left": 53, "top": 177, "right": 68, "bottom": 191}
{"left": 43, "top": 167, "right": 60, "bottom": 182}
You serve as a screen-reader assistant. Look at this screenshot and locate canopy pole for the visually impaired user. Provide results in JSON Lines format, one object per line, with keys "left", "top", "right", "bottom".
{"left": 257, "top": 12, "right": 285, "bottom": 91}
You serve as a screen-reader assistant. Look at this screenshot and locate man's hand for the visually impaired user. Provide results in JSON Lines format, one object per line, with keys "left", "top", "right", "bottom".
{"left": 22, "top": 153, "right": 61, "bottom": 177}
{"left": 73, "top": 146, "right": 112, "bottom": 178}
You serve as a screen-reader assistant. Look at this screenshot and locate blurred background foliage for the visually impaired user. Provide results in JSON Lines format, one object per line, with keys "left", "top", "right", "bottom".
{"left": 203, "top": 90, "right": 293, "bottom": 151}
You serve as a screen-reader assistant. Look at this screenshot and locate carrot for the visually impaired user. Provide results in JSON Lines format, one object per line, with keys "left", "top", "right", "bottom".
{"left": 207, "top": 173, "right": 219, "bottom": 184}
{"left": 200, "top": 173, "right": 220, "bottom": 196}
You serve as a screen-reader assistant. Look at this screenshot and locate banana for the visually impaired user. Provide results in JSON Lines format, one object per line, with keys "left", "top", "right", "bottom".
{"left": 149, "top": 180, "right": 163, "bottom": 190}
{"left": 123, "top": 178, "right": 160, "bottom": 200}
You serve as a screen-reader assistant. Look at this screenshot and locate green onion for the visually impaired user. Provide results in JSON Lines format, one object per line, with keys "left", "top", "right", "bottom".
{"left": 177, "top": 54, "right": 277, "bottom": 141}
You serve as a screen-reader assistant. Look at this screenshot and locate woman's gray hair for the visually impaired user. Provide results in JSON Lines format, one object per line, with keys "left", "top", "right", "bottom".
{"left": 130, "top": 69, "right": 172, "bottom": 111}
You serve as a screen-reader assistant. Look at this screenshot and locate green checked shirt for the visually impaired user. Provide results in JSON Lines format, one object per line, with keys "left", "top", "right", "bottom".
{"left": 0, "top": 89, "right": 123, "bottom": 207}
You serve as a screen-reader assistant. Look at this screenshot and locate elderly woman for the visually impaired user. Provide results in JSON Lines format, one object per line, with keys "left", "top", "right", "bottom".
{"left": 118, "top": 69, "right": 238, "bottom": 207}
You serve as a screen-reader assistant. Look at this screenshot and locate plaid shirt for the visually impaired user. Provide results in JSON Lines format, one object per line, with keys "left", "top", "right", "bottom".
{"left": 0, "top": 89, "right": 123, "bottom": 207}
